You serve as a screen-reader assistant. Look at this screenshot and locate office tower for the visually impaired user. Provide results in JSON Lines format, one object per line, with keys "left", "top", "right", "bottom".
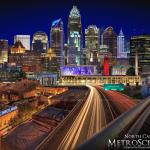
{"left": 130, "top": 35, "right": 150, "bottom": 73}
{"left": 102, "top": 26, "right": 117, "bottom": 57}
{"left": 67, "top": 5, "right": 83, "bottom": 65}
{"left": 8, "top": 54, "right": 23, "bottom": 67}
{"left": 0, "top": 39, "right": 9, "bottom": 64}
{"left": 11, "top": 41, "right": 26, "bottom": 54}
{"left": 45, "top": 48, "right": 57, "bottom": 73}
{"left": 0, "top": 39, "right": 8, "bottom": 50}
{"left": 85, "top": 25, "right": 100, "bottom": 67}
{"left": 85, "top": 25, "right": 100, "bottom": 50}
{"left": 22, "top": 51, "right": 43, "bottom": 73}
{"left": 14, "top": 35, "right": 30, "bottom": 50}
{"left": 50, "top": 18, "right": 64, "bottom": 73}
{"left": 117, "top": 29, "right": 125, "bottom": 58}
{"left": 32, "top": 31, "right": 48, "bottom": 52}
{"left": 9, "top": 51, "right": 44, "bottom": 72}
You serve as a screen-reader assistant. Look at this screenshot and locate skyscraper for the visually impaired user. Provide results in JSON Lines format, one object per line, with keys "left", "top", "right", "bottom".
{"left": 0, "top": 39, "right": 9, "bottom": 64}
{"left": 85, "top": 25, "right": 100, "bottom": 64}
{"left": 50, "top": 18, "right": 64, "bottom": 73}
{"left": 32, "top": 31, "right": 48, "bottom": 52}
{"left": 67, "top": 5, "right": 83, "bottom": 65}
{"left": 14, "top": 35, "right": 30, "bottom": 50}
{"left": 85, "top": 25, "right": 100, "bottom": 50}
{"left": 130, "top": 35, "right": 150, "bottom": 73}
{"left": 102, "top": 26, "right": 117, "bottom": 57}
{"left": 117, "top": 29, "right": 126, "bottom": 58}
{"left": 0, "top": 39, "right": 8, "bottom": 51}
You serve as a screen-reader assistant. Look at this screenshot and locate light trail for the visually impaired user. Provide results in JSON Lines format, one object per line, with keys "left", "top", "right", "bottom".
{"left": 37, "top": 85, "right": 138, "bottom": 150}
{"left": 97, "top": 86, "right": 137, "bottom": 114}
{"left": 57, "top": 86, "right": 106, "bottom": 150}
{"left": 96, "top": 87, "right": 117, "bottom": 121}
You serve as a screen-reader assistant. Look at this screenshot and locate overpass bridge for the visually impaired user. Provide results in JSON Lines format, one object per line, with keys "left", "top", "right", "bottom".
{"left": 60, "top": 75, "right": 141, "bottom": 86}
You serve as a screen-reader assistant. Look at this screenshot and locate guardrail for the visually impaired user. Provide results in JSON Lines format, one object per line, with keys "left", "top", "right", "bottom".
{"left": 77, "top": 96, "right": 150, "bottom": 150}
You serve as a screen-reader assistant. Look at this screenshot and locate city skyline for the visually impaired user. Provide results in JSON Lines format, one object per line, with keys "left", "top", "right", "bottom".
{"left": 0, "top": 1, "right": 150, "bottom": 149}
{"left": 0, "top": 0, "right": 149, "bottom": 44}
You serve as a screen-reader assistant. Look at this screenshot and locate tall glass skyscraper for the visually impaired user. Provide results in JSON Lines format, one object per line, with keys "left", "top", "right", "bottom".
{"left": 67, "top": 5, "right": 83, "bottom": 65}
{"left": 117, "top": 29, "right": 125, "bottom": 58}
{"left": 50, "top": 18, "right": 64, "bottom": 73}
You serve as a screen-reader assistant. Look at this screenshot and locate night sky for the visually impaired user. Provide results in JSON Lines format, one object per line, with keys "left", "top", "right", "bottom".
{"left": 0, "top": 0, "right": 149, "bottom": 45}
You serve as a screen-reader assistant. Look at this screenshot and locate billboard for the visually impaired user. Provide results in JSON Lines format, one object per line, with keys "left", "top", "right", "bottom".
{"left": 61, "top": 66, "right": 97, "bottom": 76}
{"left": 0, "top": 106, "right": 18, "bottom": 117}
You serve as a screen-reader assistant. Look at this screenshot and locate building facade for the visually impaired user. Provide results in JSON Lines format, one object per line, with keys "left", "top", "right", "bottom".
{"left": 36, "top": 72, "right": 58, "bottom": 86}
{"left": 0, "top": 106, "right": 18, "bottom": 135}
{"left": 0, "top": 40, "right": 8, "bottom": 51}
{"left": 0, "top": 40, "right": 9, "bottom": 65}
{"left": 50, "top": 19, "right": 64, "bottom": 74}
{"left": 130, "top": 35, "right": 150, "bottom": 73}
{"left": 67, "top": 6, "right": 83, "bottom": 65}
{"left": 85, "top": 25, "right": 100, "bottom": 65}
{"left": 85, "top": 25, "right": 100, "bottom": 50}
{"left": 22, "top": 51, "right": 44, "bottom": 73}
{"left": 117, "top": 29, "right": 126, "bottom": 58}
{"left": 9, "top": 51, "right": 44, "bottom": 73}
{"left": 11, "top": 41, "right": 26, "bottom": 54}
{"left": 14, "top": 35, "right": 30, "bottom": 50}
{"left": 85, "top": 25, "right": 100, "bottom": 71}
{"left": 32, "top": 31, "right": 48, "bottom": 52}
{"left": 102, "top": 26, "right": 117, "bottom": 57}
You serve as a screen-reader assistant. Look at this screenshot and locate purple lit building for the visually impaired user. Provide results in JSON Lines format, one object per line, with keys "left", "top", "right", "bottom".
{"left": 60, "top": 65, "right": 97, "bottom": 76}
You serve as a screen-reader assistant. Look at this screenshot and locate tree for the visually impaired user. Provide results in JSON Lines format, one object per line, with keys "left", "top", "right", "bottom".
{"left": 126, "top": 67, "right": 135, "bottom": 76}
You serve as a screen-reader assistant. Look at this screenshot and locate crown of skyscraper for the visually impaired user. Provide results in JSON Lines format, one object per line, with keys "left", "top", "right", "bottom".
{"left": 52, "top": 18, "right": 63, "bottom": 28}
{"left": 69, "top": 5, "right": 80, "bottom": 18}
{"left": 119, "top": 28, "right": 124, "bottom": 36}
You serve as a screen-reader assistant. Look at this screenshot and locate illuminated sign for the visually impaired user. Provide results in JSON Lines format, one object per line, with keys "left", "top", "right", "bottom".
{"left": 61, "top": 66, "right": 97, "bottom": 76}
{"left": 52, "top": 18, "right": 62, "bottom": 28}
{"left": 0, "top": 106, "right": 17, "bottom": 116}
{"left": 104, "top": 84, "right": 125, "bottom": 91}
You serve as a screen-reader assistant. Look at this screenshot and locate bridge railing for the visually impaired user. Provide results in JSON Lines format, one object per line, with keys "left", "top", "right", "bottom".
{"left": 77, "top": 96, "right": 150, "bottom": 150}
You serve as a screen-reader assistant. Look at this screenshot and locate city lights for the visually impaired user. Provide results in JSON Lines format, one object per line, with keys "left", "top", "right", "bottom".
{"left": 0, "top": 1, "right": 150, "bottom": 150}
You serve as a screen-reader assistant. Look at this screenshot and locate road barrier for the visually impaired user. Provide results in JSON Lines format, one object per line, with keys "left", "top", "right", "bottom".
{"left": 77, "top": 96, "right": 150, "bottom": 150}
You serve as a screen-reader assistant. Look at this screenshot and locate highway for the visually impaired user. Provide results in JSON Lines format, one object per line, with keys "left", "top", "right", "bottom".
{"left": 78, "top": 87, "right": 149, "bottom": 150}
{"left": 96, "top": 86, "right": 137, "bottom": 114}
{"left": 56, "top": 85, "right": 137, "bottom": 150}
{"left": 57, "top": 86, "right": 107, "bottom": 150}
{"left": 2, "top": 85, "right": 138, "bottom": 150}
